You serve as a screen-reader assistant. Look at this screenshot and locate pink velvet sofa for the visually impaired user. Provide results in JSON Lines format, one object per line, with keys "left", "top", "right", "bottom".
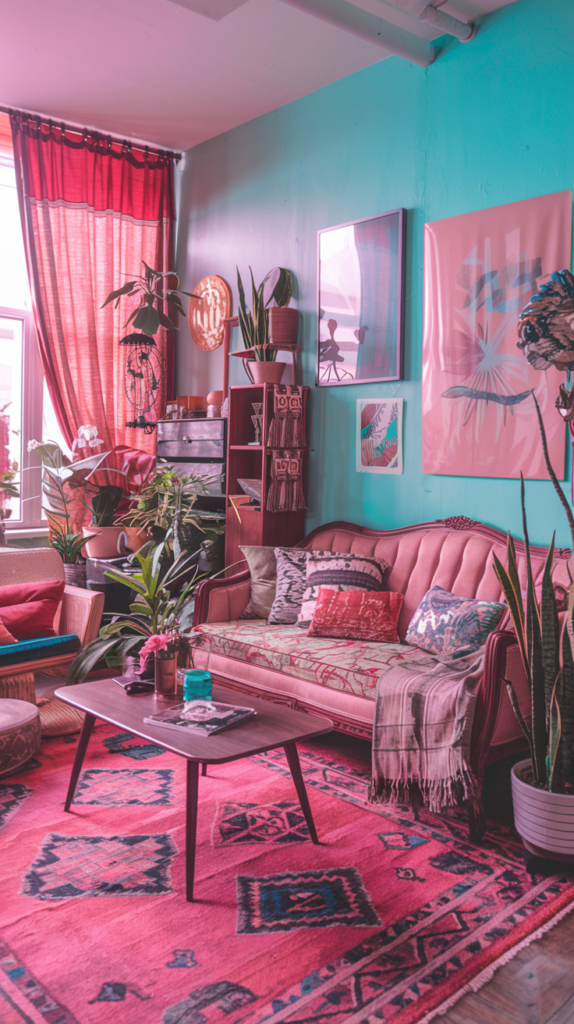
{"left": 193, "top": 517, "right": 571, "bottom": 781}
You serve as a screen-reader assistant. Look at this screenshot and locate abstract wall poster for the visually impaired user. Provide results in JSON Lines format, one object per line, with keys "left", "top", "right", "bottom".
{"left": 357, "top": 398, "right": 403, "bottom": 475}
{"left": 422, "top": 190, "right": 572, "bottom": 479}
{"left": 317, "top": 209, "right": 406, "bottom": 386}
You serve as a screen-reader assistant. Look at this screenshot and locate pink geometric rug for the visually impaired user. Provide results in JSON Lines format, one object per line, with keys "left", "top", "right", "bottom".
{"left": 1, "top": 722, "right": 573, "bottom": 1024}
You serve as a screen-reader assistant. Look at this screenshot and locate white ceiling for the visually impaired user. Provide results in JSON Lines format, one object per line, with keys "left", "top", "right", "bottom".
{"left": 0, "top": 0, "right": 518, "bottom": 151}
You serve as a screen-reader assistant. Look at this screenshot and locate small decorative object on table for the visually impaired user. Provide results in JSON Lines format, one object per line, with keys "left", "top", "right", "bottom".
{"left": 179, "top": 630, "right": 213, "bottom": 699}
{"left": 139, "top": 632, "right": 179, "bottom": 697}
{"left": 143, "top": 700, "right": 256, "bottom": 737}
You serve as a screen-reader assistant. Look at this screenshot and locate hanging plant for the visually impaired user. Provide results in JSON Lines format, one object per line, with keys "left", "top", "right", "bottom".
{"left": 102, "top": 261, "right": 198, "bottom": 340}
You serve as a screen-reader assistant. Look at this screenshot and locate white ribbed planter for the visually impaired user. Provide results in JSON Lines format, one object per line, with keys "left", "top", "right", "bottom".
{"left": 511, "top": 759, "right": 574, "bottom": 862}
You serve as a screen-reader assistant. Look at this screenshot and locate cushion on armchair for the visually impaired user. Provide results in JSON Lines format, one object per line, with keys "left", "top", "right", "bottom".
{"left": 0, "top": 580, "right": 65, "bottom": 639}
{"left": 0, "top": 634, "right": 80, "bottom": 668}
{"left": 405, "top": 585, "right": 505, "bottom": 656}
{"left": 0, "top": 618, "right": 17, "bottom": 645}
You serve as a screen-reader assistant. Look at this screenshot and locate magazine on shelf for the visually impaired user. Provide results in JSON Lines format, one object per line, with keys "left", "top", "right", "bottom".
{"left": 143, "top": 700, "right": 256, "bottom": 737}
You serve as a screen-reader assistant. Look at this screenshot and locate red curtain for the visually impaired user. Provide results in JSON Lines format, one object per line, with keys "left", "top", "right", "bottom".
{"left": 10, "top": 115, "right": 176, "bottom": 454}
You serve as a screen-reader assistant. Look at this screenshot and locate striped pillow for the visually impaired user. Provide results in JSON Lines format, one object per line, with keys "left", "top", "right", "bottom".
{"left": 297, "top": 551, "right": 391, "bottom": 629}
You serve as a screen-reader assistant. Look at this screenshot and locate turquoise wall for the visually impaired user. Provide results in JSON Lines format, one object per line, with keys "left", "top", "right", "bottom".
{"left": 176, "top": 0, "right": 574, "bottom": 548}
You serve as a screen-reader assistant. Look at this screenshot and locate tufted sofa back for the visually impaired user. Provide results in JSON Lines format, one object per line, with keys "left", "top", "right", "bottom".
{"left": 301, "top": 520, "right": 571, "bottom": 641}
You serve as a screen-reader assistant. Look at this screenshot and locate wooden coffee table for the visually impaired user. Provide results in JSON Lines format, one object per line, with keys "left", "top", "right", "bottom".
{"left": 55, "top": 680, "right": 333, "bottom": 901}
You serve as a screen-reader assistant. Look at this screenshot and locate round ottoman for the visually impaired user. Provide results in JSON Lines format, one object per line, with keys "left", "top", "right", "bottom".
{"left": 0, "top": 699, "right": 41, "bottom": 777}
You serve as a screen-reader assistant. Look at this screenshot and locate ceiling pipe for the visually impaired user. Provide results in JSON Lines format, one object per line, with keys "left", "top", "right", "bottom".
{"left": 278, "top": 0, "right": 435, "bottom": 67}
{"left": 418, "top": 4, "right": 476, "bottom": 41}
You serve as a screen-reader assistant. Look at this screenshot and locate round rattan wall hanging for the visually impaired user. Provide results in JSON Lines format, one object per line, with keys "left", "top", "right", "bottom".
{"left": 188, "top": 275, "right": 231, "bottom": 351}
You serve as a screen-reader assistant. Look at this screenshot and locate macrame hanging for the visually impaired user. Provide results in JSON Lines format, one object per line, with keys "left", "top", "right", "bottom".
{"left": 267, "top": 385, "right": 306, "bottom": 448}
{"left": 266, "top": 449, "right": 307, "bottom": 512}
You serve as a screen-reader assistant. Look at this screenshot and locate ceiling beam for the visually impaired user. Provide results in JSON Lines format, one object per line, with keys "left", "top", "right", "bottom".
{"left": 278, "top": 0, "right": 436, "bottom": 67}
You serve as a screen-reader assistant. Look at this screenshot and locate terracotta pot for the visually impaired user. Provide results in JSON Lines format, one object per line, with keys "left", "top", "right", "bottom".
{"left": 511, "top": 759, "right": 574, "bottom": 862}
{"left": 122, "top": 526, "right": 151, "bottom": 553}
{"left": 269, "top": 306, "right": 299, "bottom": 348}
{"left": 82, "top": 526, "right": 128, "bottom": 559}
{"left": 248, "top": 361, "right": 286, "bottom": 385}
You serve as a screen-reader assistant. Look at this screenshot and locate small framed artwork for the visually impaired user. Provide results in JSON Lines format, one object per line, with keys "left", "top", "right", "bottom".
{"left": 317, "top": 208, "right": 406, "bottom": 386}
{"left": 357, "top": 398, "right": 403, "bottom": 475}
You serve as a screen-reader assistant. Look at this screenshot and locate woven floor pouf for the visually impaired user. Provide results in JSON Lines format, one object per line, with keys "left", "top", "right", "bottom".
{"left": 0, "top": 698, "right": 41, "bottom": 777}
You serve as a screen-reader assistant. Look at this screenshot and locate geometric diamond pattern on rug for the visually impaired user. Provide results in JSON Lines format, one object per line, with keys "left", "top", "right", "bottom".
{"left": 237, "top": 867, "right": 381, "bottom": 933}
{"left": 74, "top": 768, "right": 174, "bottom": 805}
{"left": 103, "top": 732, "right": 166, "bottom": 760}
{"left": 22, "top": 832, "right": 176, "bottom": 899}
{"left": 0, "top": 783, "right": 33, "bottom": 830}
{"left": 377, "top": 831, "right": 430, "bottom": 851}
{"left": 214, "top": 800, "right": 310, "bottom": 845}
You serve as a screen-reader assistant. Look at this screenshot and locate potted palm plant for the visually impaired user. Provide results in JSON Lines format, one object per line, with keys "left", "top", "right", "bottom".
{"left": 236, "top": 266, "right": 296, "bottom": 383}
{"left": 66, "top": 542, "right": 202, "bottom": 688}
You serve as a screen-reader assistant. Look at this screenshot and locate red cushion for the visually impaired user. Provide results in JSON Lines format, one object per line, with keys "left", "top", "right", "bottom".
{"left": 0, "top": 615, "right": 17, "bottom": 645}
{"left": 308, "top": 587, "right": 404, "bottom": 643}
{"left": 0, "top": 580, "right": 65, "bottom": 640}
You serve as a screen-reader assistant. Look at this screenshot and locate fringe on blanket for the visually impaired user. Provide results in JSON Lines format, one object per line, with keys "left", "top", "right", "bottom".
{"left": 369, "top": 767, "right": 482, "bottom": 817}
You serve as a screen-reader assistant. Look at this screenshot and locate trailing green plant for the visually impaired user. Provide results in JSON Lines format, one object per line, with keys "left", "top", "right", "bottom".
{"left": 236, "top": 266, "right": 293, "bottom": 361}
{"left": 117, "top": 467, "right": 224, "bottom": 558}
{"left": 66, "top": 542, "right": 202, "bottom": 686}
{"left": 102, "top": 261, "right": 197, "bottom": 339}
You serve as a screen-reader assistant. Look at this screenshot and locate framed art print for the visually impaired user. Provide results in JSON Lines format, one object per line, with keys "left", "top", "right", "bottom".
{"left": 422, "top": 190, "right": 572, "bottom": 478}
{"left": 357, "top": 398, "right": 403, "bottom": 475}
{"left": 317, "top": 209, "right": 406, "bottom": 386}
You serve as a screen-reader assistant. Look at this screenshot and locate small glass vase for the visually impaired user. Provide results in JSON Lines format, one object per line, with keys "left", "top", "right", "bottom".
{"left": 154, "top": 652, "right": 178, "bottom": 697}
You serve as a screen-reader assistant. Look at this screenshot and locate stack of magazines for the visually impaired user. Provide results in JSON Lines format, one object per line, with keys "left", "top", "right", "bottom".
{"left": 143, "top": 700, "right": 256, "bottom": 737}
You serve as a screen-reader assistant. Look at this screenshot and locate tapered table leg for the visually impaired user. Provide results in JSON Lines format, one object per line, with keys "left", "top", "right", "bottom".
{"left": 186, "top": 760, "right": 200, "bottom": 902}
{"left": 283, "top": 742, "right": 319, "bottom": 844}
{"left": 201, "top": 763, "right": 207, "bottom": 777}
{"left": 64, "top": 713, "right": 96, "bottom": 811}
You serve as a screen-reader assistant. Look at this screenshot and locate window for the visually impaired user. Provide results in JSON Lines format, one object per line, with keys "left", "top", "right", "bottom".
{"left": 0, "top": 133, "right": 69, "bottom": 532}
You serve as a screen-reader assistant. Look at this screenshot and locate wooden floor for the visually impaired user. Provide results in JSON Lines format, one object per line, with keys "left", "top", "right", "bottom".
{"left": 318, "top": 733, "right": 574, "bottom": 1024}
{"left": 440, "top": 756, "right": 574, "bottom": 1024}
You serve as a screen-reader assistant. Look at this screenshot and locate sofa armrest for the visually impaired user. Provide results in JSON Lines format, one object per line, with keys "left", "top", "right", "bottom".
{"left": 470, "top": 629, "right": 528, "bottom": 778}
{"left": 193, "top": 570, "right": 251, "bottom": 626}
{"left": 60, "top": 586, "right": 105, "bottom": 646}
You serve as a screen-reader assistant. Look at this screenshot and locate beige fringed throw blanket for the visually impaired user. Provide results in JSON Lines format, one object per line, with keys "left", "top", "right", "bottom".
{"left": 369, "top": 647, "right": 485, "bottom": 814}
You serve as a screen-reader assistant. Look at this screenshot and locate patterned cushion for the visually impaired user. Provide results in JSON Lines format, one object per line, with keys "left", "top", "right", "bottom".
{"left": 308, "top": 588, "right": 403, "bottom": 643}
{"left": 197, "top": 620, "right": 436, "bottom": 699}
{"left": 297, "top": 551, "right": 391, "bottom": 628}
{"left": 405, "top": 585, "right": 506, "bottom": 656}
{"left": 267, "top": 548, "right": 308, "bottom": 625}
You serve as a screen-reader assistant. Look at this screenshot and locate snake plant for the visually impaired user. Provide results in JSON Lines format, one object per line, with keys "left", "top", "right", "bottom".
{"left": 493, "top": 397, "right": 574, "bottom": 793}
{"left": 236, "top": 266, "right": 293, "bottom": 361}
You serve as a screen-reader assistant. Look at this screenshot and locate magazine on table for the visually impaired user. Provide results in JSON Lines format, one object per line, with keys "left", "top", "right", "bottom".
{"left": 143, "top": 700, "right": 256, "bottom": 736}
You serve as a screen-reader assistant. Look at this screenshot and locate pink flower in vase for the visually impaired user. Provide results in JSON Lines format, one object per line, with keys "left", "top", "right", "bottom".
{"left": 139, "top": 633, "right": 173, "bottom": 674}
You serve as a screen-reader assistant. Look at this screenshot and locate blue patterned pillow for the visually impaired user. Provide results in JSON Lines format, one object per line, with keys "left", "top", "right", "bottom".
{"left": 405, "top": 586, "right": 505, "bottom": 656}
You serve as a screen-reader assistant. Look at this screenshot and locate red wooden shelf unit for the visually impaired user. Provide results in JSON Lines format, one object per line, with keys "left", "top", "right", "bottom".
{"left": 225, "top": 383, "right": 309, "bottom": 570}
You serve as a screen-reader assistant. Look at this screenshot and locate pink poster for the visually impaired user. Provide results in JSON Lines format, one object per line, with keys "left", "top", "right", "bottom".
{"left": 422, "top": 190, "right": 572, "bottom": 478}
